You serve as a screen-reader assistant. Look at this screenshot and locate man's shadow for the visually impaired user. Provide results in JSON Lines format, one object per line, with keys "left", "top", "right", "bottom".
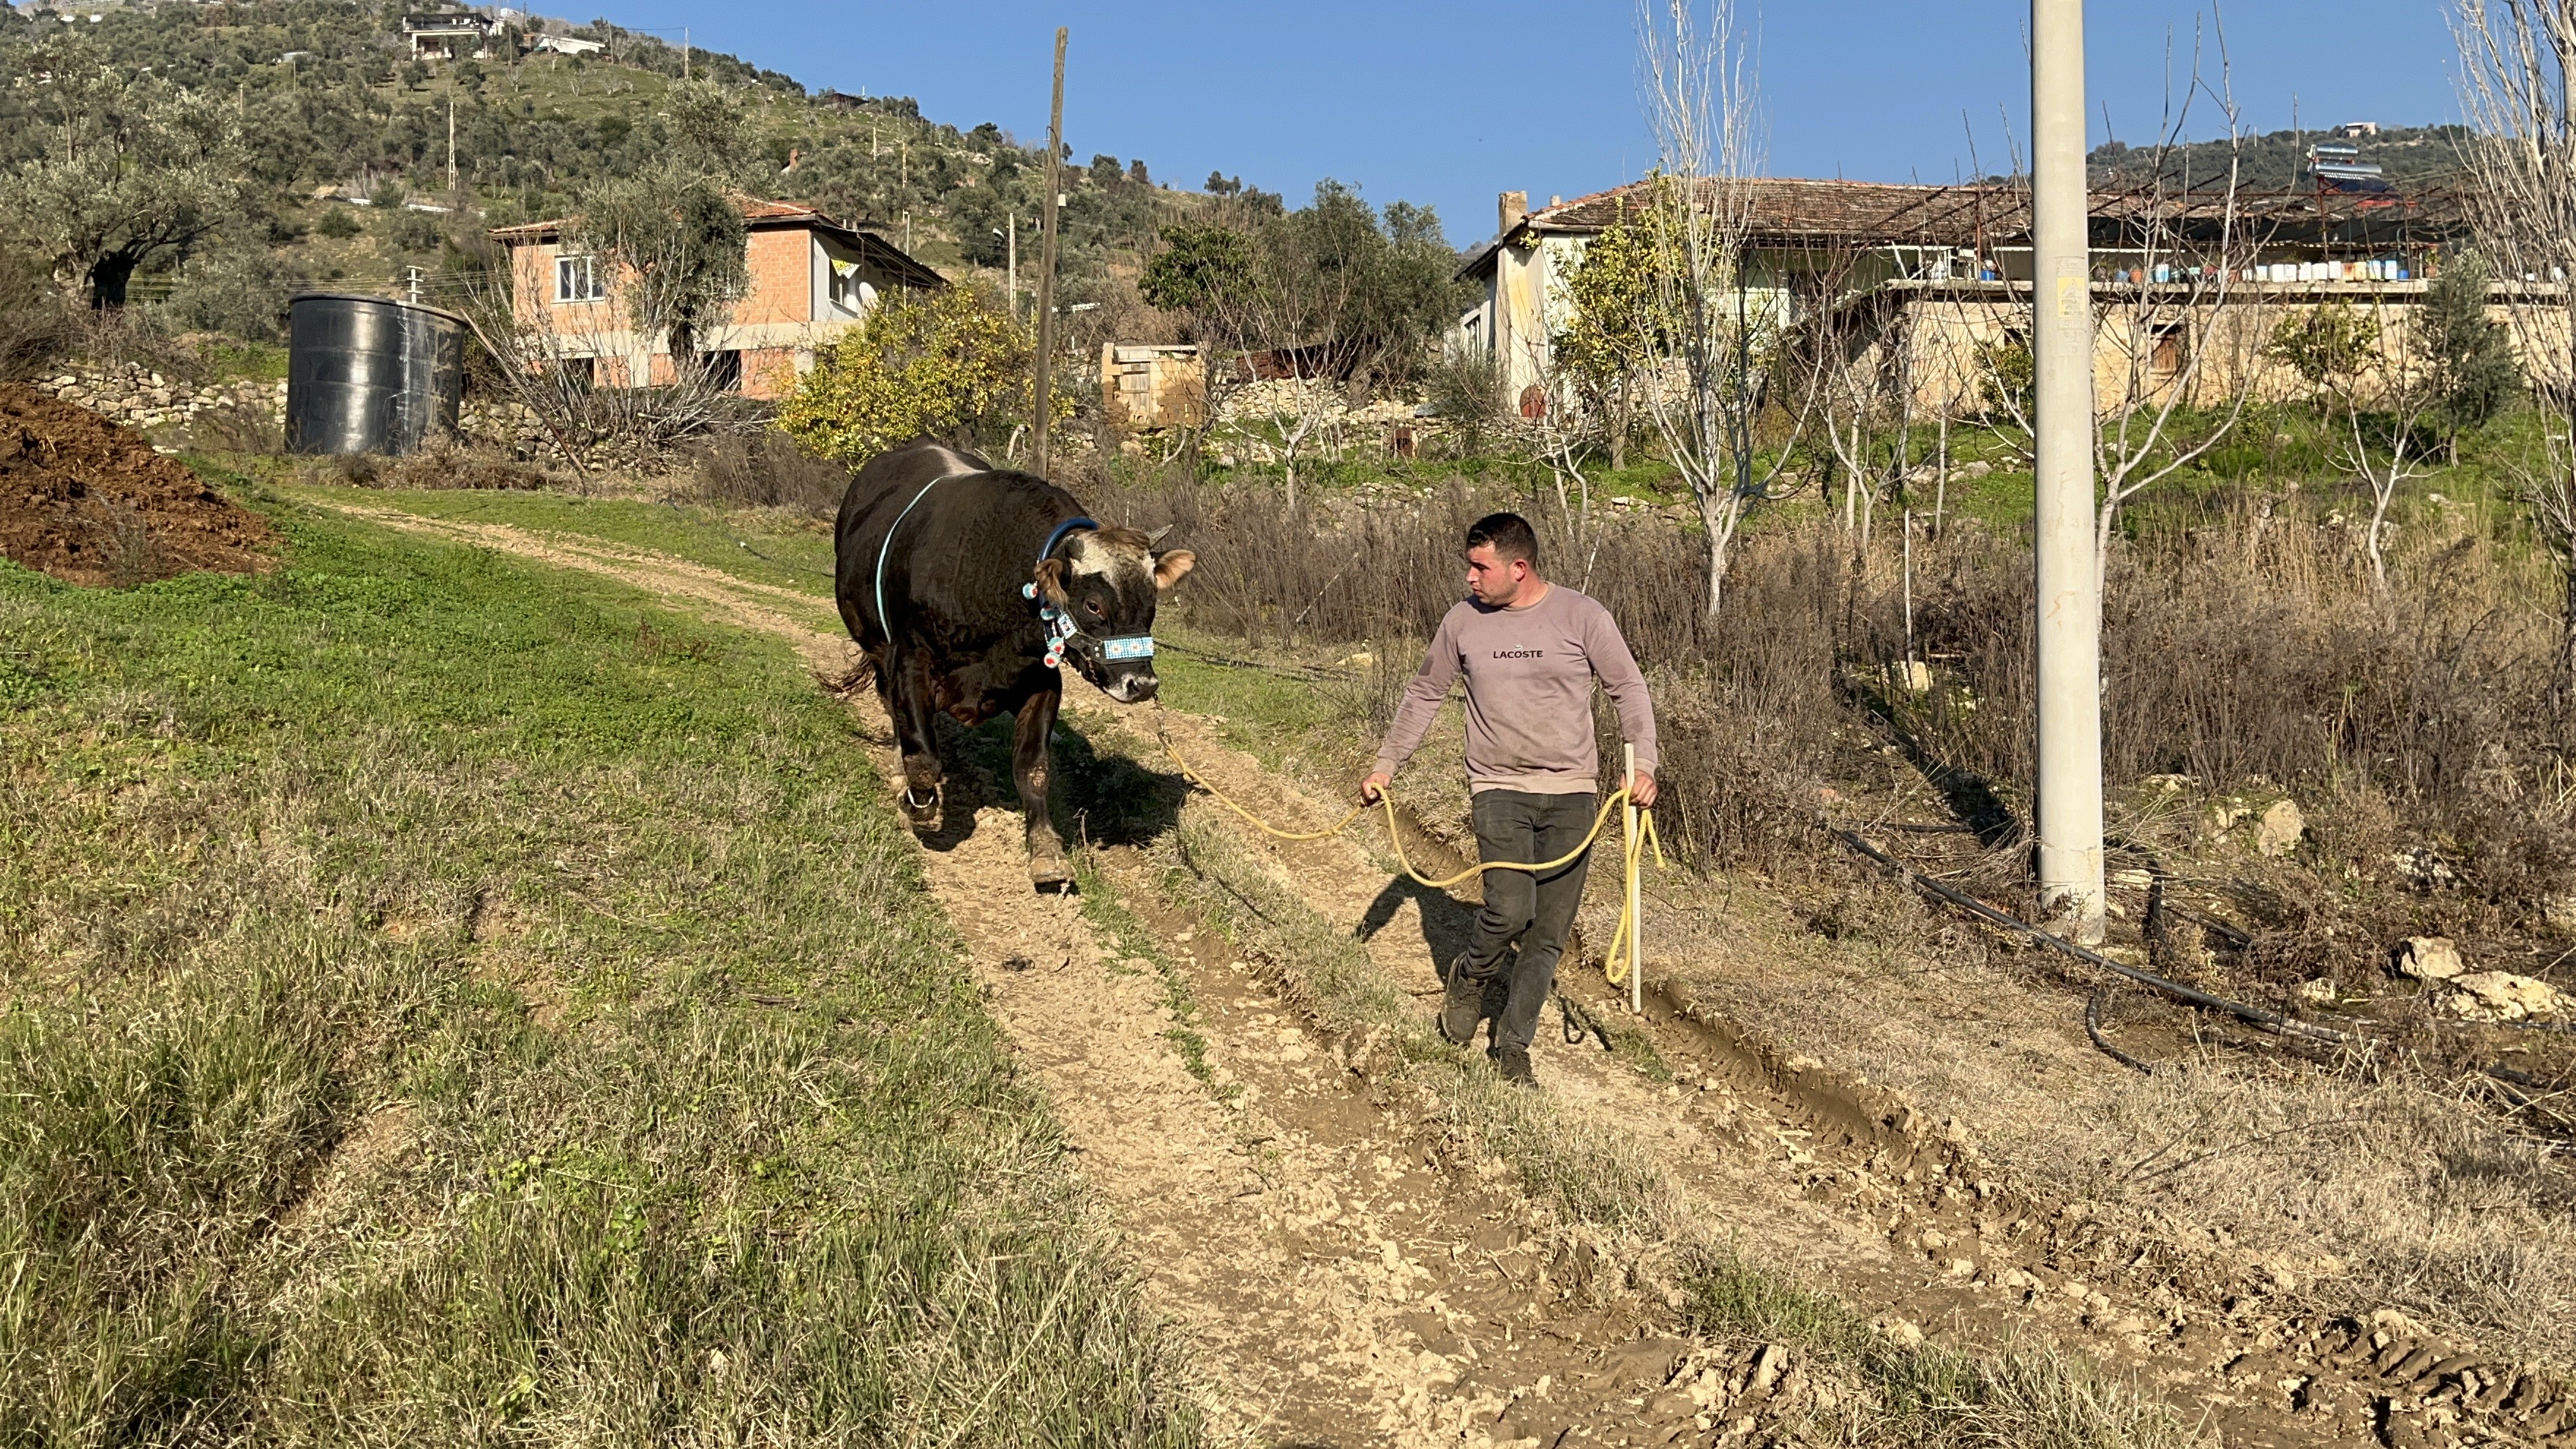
{"left": 1358, "top": 876, "right": 1510, "bottom": 1033}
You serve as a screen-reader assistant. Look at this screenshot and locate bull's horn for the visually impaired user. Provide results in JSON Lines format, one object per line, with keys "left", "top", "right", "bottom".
{"left": 1147, "top": 523, "right": 1175, "bottom": 545}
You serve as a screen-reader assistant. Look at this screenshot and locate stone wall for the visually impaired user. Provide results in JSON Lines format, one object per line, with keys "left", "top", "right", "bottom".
{"left": 25, "top": 363, "right": 285, "bottom": 433}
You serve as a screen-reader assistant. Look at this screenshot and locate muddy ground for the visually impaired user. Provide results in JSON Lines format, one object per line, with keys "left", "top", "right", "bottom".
{"left": 0, "top": 384, "right": 274, "bottom": 586}
{"left": 315, "top": 498, "right": 2576, "bottom": 1449}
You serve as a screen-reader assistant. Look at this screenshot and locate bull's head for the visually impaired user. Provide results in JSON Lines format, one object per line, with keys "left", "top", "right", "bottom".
{"left": 1034, "top": 524, "right": 1194, "bottom": 703}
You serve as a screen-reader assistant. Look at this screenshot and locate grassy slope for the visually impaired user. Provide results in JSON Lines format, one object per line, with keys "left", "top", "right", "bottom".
{"left": 0, "top": 490, "right": 1193, "bottom": 1445}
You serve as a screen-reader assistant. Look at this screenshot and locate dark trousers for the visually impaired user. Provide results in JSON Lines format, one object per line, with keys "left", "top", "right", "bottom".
{"left": 1461, "top": 789, "right": 1597, "bottom": 1052}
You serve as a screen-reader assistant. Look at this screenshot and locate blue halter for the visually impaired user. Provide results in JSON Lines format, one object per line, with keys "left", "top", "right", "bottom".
{"left": 1019, "top": 515, "right": 1157, "bottom": 669}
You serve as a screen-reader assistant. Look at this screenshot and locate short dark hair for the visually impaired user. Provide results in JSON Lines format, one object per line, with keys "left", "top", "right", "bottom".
{"left": 1465, "top": 512, "right": 1539, "bottom": 568}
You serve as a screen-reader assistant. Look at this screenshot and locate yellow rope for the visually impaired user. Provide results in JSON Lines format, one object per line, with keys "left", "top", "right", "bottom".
{"left": 1159, "top": 735, "right": 1666, "bottom": 983}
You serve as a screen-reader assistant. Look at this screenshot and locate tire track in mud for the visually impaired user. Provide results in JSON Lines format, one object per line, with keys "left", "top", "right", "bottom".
{"left": 322, "top": 501, "right": 2576, "bottom": 1449}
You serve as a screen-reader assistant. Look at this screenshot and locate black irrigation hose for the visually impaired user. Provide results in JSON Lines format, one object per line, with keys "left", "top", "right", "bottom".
{"left": 1557, "top": 991, "right": 1614, "bottom": 1052}
{"left": 2086, "top": 988, "right": 2156, "bottom": 1074}
{"left": 1157, "top": 639, "right": 1348, "bottom": 679}
{"left": 1835, "top": 829, "right": 2366, "bottom": 1049}
{"left": 729, "top": 537, "right": 835, "bottom": 580}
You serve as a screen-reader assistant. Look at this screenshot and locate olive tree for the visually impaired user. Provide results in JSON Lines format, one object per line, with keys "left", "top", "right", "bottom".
{"left": 0, "top": 44, "right": 246, "bottom": 308}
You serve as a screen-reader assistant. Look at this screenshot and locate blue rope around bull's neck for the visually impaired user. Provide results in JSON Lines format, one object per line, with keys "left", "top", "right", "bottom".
{"left": 872, "top": 475, "right": 958, "bottom": 636}
{"left": 1038, "top": 515, "right": 1097, "bottom": 571}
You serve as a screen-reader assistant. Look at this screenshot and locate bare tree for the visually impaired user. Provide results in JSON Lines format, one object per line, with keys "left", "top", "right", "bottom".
{"left": 1633, "top": 0, "right": 1805, "bottom": 616}
{"left": 1810, "top": 279, "right": 1922, "bottom": 550}
{"left": 1964, "top": 23, "right": 2265, "bottom": 594}
{"left": 2269, "top": 302, "right": 2436, "bottom": 592}
{"left": 2455, "top": 0, "right": 2576, "bottom": 692}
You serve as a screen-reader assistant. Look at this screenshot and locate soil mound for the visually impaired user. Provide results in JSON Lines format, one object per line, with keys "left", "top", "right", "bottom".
{"left": 0, "top": 382, "right": 276, "bottom": 587}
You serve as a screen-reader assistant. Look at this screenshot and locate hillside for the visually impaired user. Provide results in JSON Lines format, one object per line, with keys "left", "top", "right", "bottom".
{"left": 0, "top": 0, "right": 1229, "bottom": 319}
{"left": 2088, "top": 121, "right": 2471, "bottom": 192}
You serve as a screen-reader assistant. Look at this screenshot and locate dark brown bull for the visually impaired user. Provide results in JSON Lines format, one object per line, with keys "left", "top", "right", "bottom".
{"left": 833, "top": 440, "right": 1193, "bottom": 887}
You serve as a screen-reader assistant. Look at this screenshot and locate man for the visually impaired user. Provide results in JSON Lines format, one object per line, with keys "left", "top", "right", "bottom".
{"left": 1363, "top": 512, "right": 1657, "bottom": 1087}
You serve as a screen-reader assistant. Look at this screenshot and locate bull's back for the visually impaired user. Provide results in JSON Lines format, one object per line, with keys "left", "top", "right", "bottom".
{"left": 834, "top": 441, "right": 997, "bottom": 640}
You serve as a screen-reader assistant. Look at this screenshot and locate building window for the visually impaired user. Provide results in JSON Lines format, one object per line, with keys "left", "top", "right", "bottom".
{"left": 701, "top": 350, "right": 742, "bottom": 392}
{"left": 555, "top": 254, "right": 603, "bottom": 302}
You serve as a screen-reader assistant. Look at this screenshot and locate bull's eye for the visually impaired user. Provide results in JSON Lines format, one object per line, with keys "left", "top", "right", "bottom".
{"left": 1084, "top": 599, "right": 1107, "bottom": 620}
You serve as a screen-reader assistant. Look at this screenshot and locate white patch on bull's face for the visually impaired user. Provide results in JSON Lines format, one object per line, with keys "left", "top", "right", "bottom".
{"left": 1068, "top": 533, "right": 1153, "bottom": 590}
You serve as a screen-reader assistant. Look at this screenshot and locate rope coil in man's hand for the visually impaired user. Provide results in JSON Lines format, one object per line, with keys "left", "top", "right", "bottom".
{"left": 1156, "top": 730, "right": 1666, "bottom": 986}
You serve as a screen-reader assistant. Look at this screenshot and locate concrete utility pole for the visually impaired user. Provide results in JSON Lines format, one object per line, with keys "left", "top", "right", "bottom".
{"left": 446, "top": 93, "right": 457, "bottom": 196}
{"left": 1032, "top": 26, "right": 1067, "bottom": 476}
{"left": 2030, "top": 0, "right": 2105, "bottom": 941}
{"left": 1007, "top": 213, "right": 1019, "bottom": 320}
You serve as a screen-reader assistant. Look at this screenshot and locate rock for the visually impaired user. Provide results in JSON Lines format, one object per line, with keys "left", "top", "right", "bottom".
{"left": 2391, "top": 846, "right": 2457, "bottom": 889}
{"left": 1958, "top": 459, "right": 1995, "bottom": 479}
{"left": 2441, "top": 971, "right": 2566, "bottom": 1022}
{"left": 2393, "top": 937, "right": 2465, "bottom": 982}
{"left": 2257, "top": 798, "right": 2306, "bottom": 856}
{"left": 1886, "top": 659, "right": 1932, "bottom": 693}
{"left": 2296, "top": 977, "right": 2339, "bottom": 1005}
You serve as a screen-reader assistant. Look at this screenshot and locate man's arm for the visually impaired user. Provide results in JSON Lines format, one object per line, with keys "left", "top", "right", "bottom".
{"left": 1584, "top": 603, "right": 1659, "bottom": 801}
{"left": 1364, "top": 613, "right": 1461, "bottom": 798}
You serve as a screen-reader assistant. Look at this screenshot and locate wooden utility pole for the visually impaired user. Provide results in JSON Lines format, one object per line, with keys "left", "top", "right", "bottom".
{"left": 446, "top": 93, "right": 457, "bottom": 196}
{"left": 2031, "top": 0, "right": 2105, "bottom": 942}
{"left": 1007, "top": 213, "right": 1019, "bottom": 321}
{"left": 1031, "top": 26, "right": 1068, "bottom": 475}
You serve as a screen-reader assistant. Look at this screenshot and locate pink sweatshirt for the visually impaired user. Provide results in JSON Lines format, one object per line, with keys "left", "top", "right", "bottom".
{"left": 1373, "top": 583, "right": 1658, "bottom": 795}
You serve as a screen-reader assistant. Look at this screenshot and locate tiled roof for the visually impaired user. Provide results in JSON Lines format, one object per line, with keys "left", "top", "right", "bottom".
{"left": 1515, "top": 174, "right": 2466, "bottom": 251}
{"left": 1526, "top": 178, "right": 2027, "bottom": 247}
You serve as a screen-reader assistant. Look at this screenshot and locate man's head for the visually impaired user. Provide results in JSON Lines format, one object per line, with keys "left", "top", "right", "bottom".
{"left": 1464, "top": 512, "right": 1541, "bottom": 607}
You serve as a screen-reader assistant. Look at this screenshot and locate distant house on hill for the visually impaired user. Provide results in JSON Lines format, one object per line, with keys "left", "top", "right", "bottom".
{"left": 403, "top": 11, "right": 497, "bottom": 60}
{"left": 490, "top": 200, "right": 943, "bottom": 400}
{"left": 1456, "top": 176, "right": 2479, "bottom": 415}
{"left": 529, "top": 32, "right": 604, "bottom": 56}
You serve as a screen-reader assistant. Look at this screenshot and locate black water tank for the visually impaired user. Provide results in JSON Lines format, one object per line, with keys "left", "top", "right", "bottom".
{"left": 285, "top": 293, "right": 468, "bottom": 456}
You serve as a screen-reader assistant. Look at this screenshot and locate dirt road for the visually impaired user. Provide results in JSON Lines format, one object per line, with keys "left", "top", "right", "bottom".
{"left": 323, "top": 500, "right": 2575, "bottom": 1449}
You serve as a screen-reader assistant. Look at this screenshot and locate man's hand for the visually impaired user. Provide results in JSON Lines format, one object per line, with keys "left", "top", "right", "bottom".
{"left": 1628, "top": 771, "right": 1658, "bottom": 809}
{"left": 1360, "top": 771, "right": 1392, "bottom": 804}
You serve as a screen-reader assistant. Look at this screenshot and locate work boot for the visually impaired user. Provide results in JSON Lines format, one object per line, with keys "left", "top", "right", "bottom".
{"left": 1438, "top": 954, "right": 1482, "bottom": 1046}
{"left": 1491, "top": 1044, "right": 1537, "bottom": 1089}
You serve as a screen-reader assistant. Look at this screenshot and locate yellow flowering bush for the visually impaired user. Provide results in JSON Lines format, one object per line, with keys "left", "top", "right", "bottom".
{"left": 779, "top": 286, "right": 1063, "bottom": 464}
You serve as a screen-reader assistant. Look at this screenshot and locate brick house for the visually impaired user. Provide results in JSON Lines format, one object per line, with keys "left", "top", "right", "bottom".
{"left": 490, "top": 201, "right": 944, "bottom": 400}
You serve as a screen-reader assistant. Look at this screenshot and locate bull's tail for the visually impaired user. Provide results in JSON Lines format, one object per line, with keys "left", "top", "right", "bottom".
{"left": 812, "top": 648, "right": 876, "bottom": 698}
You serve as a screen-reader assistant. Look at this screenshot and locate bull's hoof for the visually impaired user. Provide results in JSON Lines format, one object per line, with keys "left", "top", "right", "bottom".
{"left": 1030, "top": 853, "right": 1074, "bottom": 891}
{"left": 899, "top": 785, "right": 942, "bottom": 829}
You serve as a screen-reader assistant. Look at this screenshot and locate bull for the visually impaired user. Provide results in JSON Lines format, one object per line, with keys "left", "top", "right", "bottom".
{"left": 833, "top": 440, "right": 1194, "bottom": 888}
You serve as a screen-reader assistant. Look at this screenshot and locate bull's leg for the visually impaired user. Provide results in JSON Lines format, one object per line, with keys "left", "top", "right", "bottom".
{"left": 1013, "top": 686, "right": 1071, "bottom": 888}
{"left": 888, "top": 647, "right": 943, "bottom": 828}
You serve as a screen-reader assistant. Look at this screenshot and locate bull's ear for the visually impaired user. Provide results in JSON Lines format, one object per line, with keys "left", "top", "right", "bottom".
{"left": 1036, "top": 558, "right": 1071, "bottom": 607}
{"left": 1152, "top": 549, "right": 1196, "bottom": 590}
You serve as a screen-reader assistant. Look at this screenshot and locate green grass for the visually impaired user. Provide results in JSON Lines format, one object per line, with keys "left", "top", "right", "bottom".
{"left": 0, "top": 490, "right": 1194, "bottom": 1445}
{"left": 271, "top": 483, "right": 840, "bottom": 599}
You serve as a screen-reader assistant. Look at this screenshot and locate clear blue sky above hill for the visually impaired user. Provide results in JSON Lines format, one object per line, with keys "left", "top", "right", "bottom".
{"left": 603, "top": 1, "right": 2460, "bottom": 248}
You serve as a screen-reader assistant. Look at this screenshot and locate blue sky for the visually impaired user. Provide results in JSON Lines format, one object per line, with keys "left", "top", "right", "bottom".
{"left": 595, "top": 1, "right": 2460, "bottom": 247}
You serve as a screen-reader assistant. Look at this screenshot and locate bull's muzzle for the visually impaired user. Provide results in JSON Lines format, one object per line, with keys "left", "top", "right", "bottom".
{"left": 1102, "top": 667, "right": 1159, "bottom": 703}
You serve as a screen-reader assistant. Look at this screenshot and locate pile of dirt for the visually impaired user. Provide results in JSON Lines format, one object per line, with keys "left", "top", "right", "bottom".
{"left": 0, "top": 381, "right": 275, "bottom": 587}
